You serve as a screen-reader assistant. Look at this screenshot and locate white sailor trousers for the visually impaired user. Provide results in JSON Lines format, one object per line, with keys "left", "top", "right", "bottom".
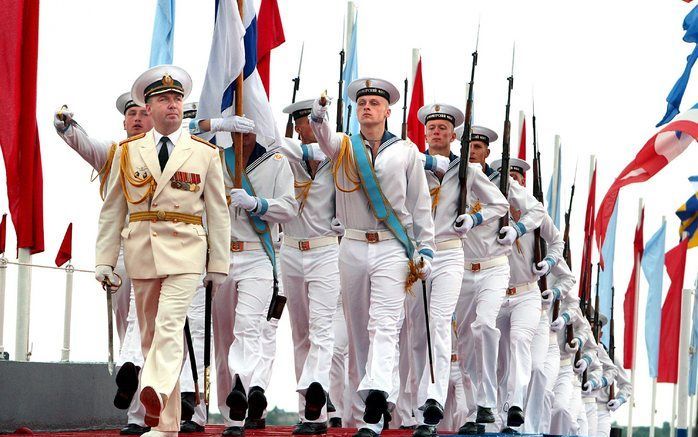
{"left": 212, "top": 250, "right": 273, "bottom": 426}
{"left": 114, "top": 248, "right": 135, "bottom": 342}
{"left": 549, "top": 362, "right": 576, "bottom": 435}
{"left": 116, "top": 287, "right": 146, "bottom": 426}
{"left": 415, "top": 247, "right": 464, "bottom": 414}
{"left": 339, "top": 237, "right": 409, "bottom": 434}
{"left": 456, "top": 262, "right": 509, "bottom": 409}
{"left": 596, "top": 402, "right": 612, "bottom": 437}
{"left": 282, "top": 243, "right": 340, "bottom": 422}
{"left": 179, "top": 281, "right": 207, "bottom": 426}
{"left": 253, "top": 256, "right": 283, "bottom": 392}
{"left": 329, "top": 293, "right": 350, "bottom": 422}
{"left": 584, "top": 396, "right": 598, "bottom": 437}
{"left": 441, "top": 361, "right": 468, "bottom": 432}
{"left": 522, "top": 310, "right": 552, "bottom": 433}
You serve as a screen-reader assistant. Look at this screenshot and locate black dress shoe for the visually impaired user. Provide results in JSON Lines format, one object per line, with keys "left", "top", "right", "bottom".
{"left": 244, "top": 417, "right": 266, "bottom": 429}
{"left": 305, "top": 382, "right": 327, "bottom": 421}
{"left": 119, "top": 423, "right": 149, "bottom": 435}
{"left": 226, "top": 388, "right": 248, "bottom": 421}
{"left": 247, "top": 386, "right": 268, "bottom": 420}
{"left": 179, "top": 420, "right": 205, "bottom": 433}
{"left": 353, "top": 428, "right": 379, "bottom": 437}
{"left": 363, "top": 390, "right": 388, "bottom": 424}
{"left": 223, "top": 426, "right": 245, "bottom": 436}
{"left": 327, "top": 395, "right": 336, "bottom": 413}
{"left": 292, "top": 421, "right": 328, "bottom": 435}
{"left": 458, "top": 422, "right": 484, "bottom": 435}
{"left": 114, "top": 362, "right": 140, "bottom": 410}
{"left": 399, "top": 425, "right": 417, "bottom": 430}
{"left": 501, "top": 427, "right": 519, "bottom": 434}
{"left": 412, "top": 424, "right": 437, "bottom": 437}
{"left": 506, "top": 405, "right": 524, "bottom": 427}
{"left": 475, "top": 406, "right": 495, "bottom": 424}
{"left": 181, "top": 392, "right": 197, "bottom": 422}
{"left": 329, "top": 417, "right": 342, "bottom": 428}
{"left": 422, "top": 398, "right": 444, "bottom": 425}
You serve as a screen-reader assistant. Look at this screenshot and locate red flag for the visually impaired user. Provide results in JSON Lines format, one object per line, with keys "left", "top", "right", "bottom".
{"left": 657, "top": 237, "right": 689, "bottom": 383}
{"left": 256, "top": 0, "right": 285, "bottom": 97}
{"left": 623, "top": 206, "right": 644, "bottom": 369}
{"left": 0, "top": 1, "right": 44, "bottom": 254}
{"left": 406, "top": 58, "right": 425, "bottom": 151}
{"left": 55, "top": 223, "right": 72, "bottom": 267}
{"left": 578, "top": 162, "right": 597, "bottom": 300}
{"left": 0, "top": 214, "right": 6, "bottom": 254}
{"left": 518, "top": 111, "right": 526, "bottom": 185}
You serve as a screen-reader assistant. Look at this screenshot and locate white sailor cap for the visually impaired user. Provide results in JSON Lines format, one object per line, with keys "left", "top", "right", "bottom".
{"left": 115, "top": 92, "right": 139, "bottom": 115}
{"left": 282, "top": 99, "right": 315, "bottom": 120}
{"left": 470, "top": 126, "right": 498, "bottom": 145}
{"left": 347, "top": 77, "right": 400, "bottom": 106}
{"left": 417, "top": 103, "right": 464, "bottom": 127}
{"left": 491, "top": 157, "right": 531, "bottom": 176}
{"left": 131, "top": 65, "right": 192, "bottom": 106}
{"left": 183, "top": 101, "right": 198, "bottom": 119}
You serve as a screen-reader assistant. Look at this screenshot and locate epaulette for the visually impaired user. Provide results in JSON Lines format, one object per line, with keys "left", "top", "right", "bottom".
{"left": 192, "top": 135, "right": 216, "bottom": 149}
{"left": 119, "top": 132, "right": 146, "bottom": 146}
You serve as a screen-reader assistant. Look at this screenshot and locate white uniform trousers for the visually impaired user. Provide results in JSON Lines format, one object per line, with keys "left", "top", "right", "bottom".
{"left": 252, "top": 256, "right": 283, "bottom": 396}
{"left": 415, "top": 248, "right": 464, "bottom": 422}
{"left": 133, "top": 273, "right": 201, "bottom": 432}
{"left": 394, "top": 307, "right": 418, "bottom": 428}
{"left": 179, "top": 283, "right": 207, "bottom": 426}
{"left": 340, "top": 238, "right": 409, "bottom": 435}
{"left": 117, "top": 289, "right": 146, "bottom": 426}
{"left": 329, "top": 293, "right": 349, "bottom": 422}
{"left": 538, "top": 331, "right": 561, "bottom": 434}
{"left": 213, "top": 250, "right": 274, "bottom": 426}
{"left": 283, "top": 243, "right": 340, "bottom": 423}
{"left": 584, "top": 395, "right": 598, "bottom": 437}
{"left": 522, "top": 310, "right": 553, "bottom": 433}
{"left": 597, "top": 401, "right": 612, "bottom": 437}
{"left": 456, "top": 262, "right": 509, "bottom": 410}
{"left": 550, "top": 362, "right": 576, "bottom": 435}
{"left": 114, "top": 249, "right": 134, "bottom": 343}
{"left": 440, "top": 360, "right": 468, "bottom": 432}
{"left": 573, "top": 381, "right": 587, "bottom": 435}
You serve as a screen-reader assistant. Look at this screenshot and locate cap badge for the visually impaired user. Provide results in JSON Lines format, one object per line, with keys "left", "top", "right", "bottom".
{"left": 162, "top": 74, "right": 174, "bottom": 86}
{"left": 435, "top": 104, "right": 441, "bottom": 112}
{"left": 365, "top": 79, "right": 372, "bottom": 87}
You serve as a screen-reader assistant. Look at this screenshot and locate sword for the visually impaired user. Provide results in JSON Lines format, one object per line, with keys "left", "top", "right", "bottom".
{"left": 101, "top": 273, "right": 122, "bottom": 375}
{"left": 420, "top": 258, "right": 435, "bottom": 384}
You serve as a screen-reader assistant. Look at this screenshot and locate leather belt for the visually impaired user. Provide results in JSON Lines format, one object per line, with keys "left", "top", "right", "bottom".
{"left": 436, "top": 239, "right": 463, "bottom": 251}
{"left": 463, "top": 255, "right": 508, "bottom": 272}
{"left": 451, "top": 353, "right": 458, "bottom": 363}
{"left": 506, "top": 281, "right": 539, "bottom": 296}
{"left": 344, "top": 229, "right": 395, "bottom": 243}
{"left": 230, "top": 241, "right": 263, "bottom": 252}
{"left": 560, "top": 357, "right": 572, "bottom": 366}
{"left": 283, "top": 235, "right": 338, "bottom": 251}
{"left": 129, "top": 211, "right": 203, "bottom": 225}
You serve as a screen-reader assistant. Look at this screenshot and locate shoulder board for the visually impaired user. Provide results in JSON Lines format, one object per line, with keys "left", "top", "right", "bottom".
{"left": 118, "top": 132, "right": 146, "bottom": 146}
{"left": 191, "top": 135, "right": 216, "bottom": 149}
{"left": 248, "top": 148, "right": 284, "bottom": 173}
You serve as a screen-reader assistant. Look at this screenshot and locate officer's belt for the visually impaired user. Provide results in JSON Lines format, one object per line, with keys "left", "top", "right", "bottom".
{"left": 344, "top": 229, "right": 395, "bottom": 243}
{"left": 230, "top": 241, "right": 264, "bottom": 252}
{"left": 451, "top": 353, "right": 458, "bottom": 363}
{"left": 463, "top": 255, "right": 508, "bottom": 272}
{"left": 283, "top": 235, "right": 338, "bottom": 251}
{"left": 560, "top": 357, "right": 572, "bottom": 366}
{"left": 506, "top": 281, "right": 539, "bottom": 296}
{"left": 435, "top": 239, "right": 462, "bottom": 251}
{"left": 129, "top": 211, "right": 203, "bottom": 225}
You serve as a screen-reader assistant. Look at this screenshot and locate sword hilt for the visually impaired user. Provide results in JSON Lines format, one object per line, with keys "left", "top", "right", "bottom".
{"left": 101, "top": 273, "right": 123, "bottom": 293}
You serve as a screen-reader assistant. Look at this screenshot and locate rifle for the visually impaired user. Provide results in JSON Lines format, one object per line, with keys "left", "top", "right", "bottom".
{"left": 345, "top": 104, "right": 352, "bottom": 136}
{"left": 498, "top": 45, "right": 515, "bottom": 235}
{"left": 531, "top": 102, "right": 548, "bottom": 295}
{"left": 203, "top": 282, "right": 212, "bottom": 417}
{"left": 562, "top": 161, "right": 578, "bottom": 268}
{"left": 336, "top": 44, "right": 345, "bottom": 133}
{"left": 284, "top": 43, "right": 304, "bottom": 138}
{"left": 401, "top": 78, "right": 408, "bottom": 140}
{"left": 456, "top": 24, "right": 479, "bottom": 222}
{"left": 609, "top": 285, "right": 616, "bottom": 399}
{"left": 593, "top": 263, "right": 601, "bottom": 341}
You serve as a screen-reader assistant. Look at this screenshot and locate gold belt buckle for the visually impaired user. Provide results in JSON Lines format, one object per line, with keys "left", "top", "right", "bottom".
{"left": 507, "top": 287, "right": 517, "bottom": 296}
{"left": 471, "top": 262, "right": 481, "bottom": 272}
{"left": 298, "top": 240, "right": 311, "bottom": 251}
{"left": 231, "top": 241, "right": 244, "bottom": 252}
{"left": 156, "top": 210, "right": 166, "bottom": 221}
{"left": 365, "top": 232, "right": 379, "bottom": 243}
{"left": 451, "top": 353, "right": 458, "bottom": 362}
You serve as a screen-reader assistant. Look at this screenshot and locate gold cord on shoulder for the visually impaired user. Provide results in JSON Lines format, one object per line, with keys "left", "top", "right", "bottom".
{"left": 294, "top": 179, "right": 313, "bottom": 214}
{"left": 119, "top": 143, "right": 156, "bottom": 204}
{"left": 429, "top": 186, "right": 441, "bottom": 213}
{"left": 96, "top": 143, "right": 118, "bottom": 200}
{"left": 332, "top": 135, "right": 361, "bottom": 193}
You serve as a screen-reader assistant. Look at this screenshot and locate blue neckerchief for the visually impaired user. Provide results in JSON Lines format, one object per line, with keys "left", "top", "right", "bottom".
{"left": 223, "top": 147, "right": 276, "bottom": 268}
{"left": 484, "top": 163, "right": 495, "bottom": 177}
{"left": 247, "top": 143, "right": 267, "bottom": 167}
{"left": 425, "top": 149, "right": 457, "bottom": 163}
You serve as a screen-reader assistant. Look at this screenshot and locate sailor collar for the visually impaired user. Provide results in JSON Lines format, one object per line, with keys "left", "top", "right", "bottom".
{"left": 426, "top": 150, "right": 460, "bottom": 175}
{"left": 484, "top": 164, "right": 500, "bottom": 181}
{"left": 244, "top": 143, "right": 280, "bottom": 173}
{"left": 361, "top": 130, "right": 400, "bottom": 156}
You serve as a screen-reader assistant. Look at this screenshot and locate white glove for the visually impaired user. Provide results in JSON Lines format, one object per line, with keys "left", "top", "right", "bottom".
{"left": 550, "top": 315, "right": 567, "bottom": 332}
{"left": 541, "top": 288, "right": 559, "bottom": 306}
{"left": 311, "top": 97, "right": 329, "bottom": 121}
{"left": 574, "top": 356, "right": 589, "bottom": 374}
{"left": 564, "top": 337, "right": 580, "bottom": 354}
{"left": 432, "top": 155, "right": 450, "bottom": 176}
{"left": 306, "top": 143, "right": 327, "bottom": 161}
{"left": 229, "top": 188, "right": 258, "bottom": 211}
{"left": 419, "top": 257, "right": 432, "bottom": 280}
{"left": 204, "top": 272, "right": 226, "bottom": 287}
{"left": 54, "top": 107, "right": 74, "bottom": 133}
{"left": 210, "top": 116, "right": 255, "bottom": 134}
{"left": 582, "top": 378, "right": 598, "bottom": 394}
{"left": 95, "top": 265, "right": 117, "bottom": 285}
{"left": 497, "top": 226, "right": 518, "bottom": 245}
{"left": 532, "top": 259, "right": 552, "bottom": 276}
{"left": 607, "top": 396, "right": 626, "bottom": 411}
{"left": 330, "top": 217, "right": 345, "bottom": 236}
{"left": 454, "top": 214, "right": 474, "bottom": 236}
{"left": 275, "top": 232, "right": 283, "bottom": 251}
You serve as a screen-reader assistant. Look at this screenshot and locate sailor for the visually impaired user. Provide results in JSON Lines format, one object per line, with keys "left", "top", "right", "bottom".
{"left": 490, "top": 158, "right": 564, "bottom": 432}
{"left": 189, "top": 113, "right": 297, "bottom": 435}
{"left": 455, "top": 126, "right": 545, "bottom": 434}
{"left": 95, "top": 65, "right": 231, "bottom": 437}
{"left": 310, "top": 77, "right": 436, "bottom": 437}
{"left": 329, "top": 291, "right": 350, "bottom": 429}
{"left": 597, "top": 356, "right": 631, "bottom": 437}
{"left": 54, "top": 92, "right": 151, "bottom": 435}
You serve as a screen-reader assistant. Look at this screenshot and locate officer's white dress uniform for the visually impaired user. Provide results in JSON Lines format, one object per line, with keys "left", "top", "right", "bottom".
{"left": 310, "top": 78, "right": 436, "bottom": 436}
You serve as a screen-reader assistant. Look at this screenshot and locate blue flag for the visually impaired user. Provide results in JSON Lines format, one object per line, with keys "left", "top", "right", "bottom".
{"left": 689, "top": 275, "right": 698, "bottom": 396}
{"left": 546, "top": 142, "right": 562, "bottom": 228}
{"left": 642, "top": 220, "right": 666, "bottom": 379}
{"left": 598, "top": 200, "right": 619, "bottom": 348}
{"left": 677, "top": 190, "right": 698, "bottom": 248}
{"left": 342, "top": 9, "right": 359, "bottom": 135}
{"left": 149, "top": 0, "right": 176, "bottom": 67}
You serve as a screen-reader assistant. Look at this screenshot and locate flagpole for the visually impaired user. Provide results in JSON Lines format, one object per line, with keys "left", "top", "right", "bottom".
{"left": 0, "top": 252, "right": 6, "bottom": 359}
{"left": 411, "top": 48, "right": 420, "bottom": 83}
{"left": 650, "top": 379, "right": 658, "bottom": 437}
{"left": 679, "top": 282, "right": 694, "bottom": 437}
{"left": 234, "top": 0, "right": 245, "bottom": 188}
{"left": 61, "top": 263, "right": 74, "bottom": 362}
{"left": 15, "top": 248, "right": 32, "bottom": 361}
{"left": 628, "top": 197, "right": 644, "bottom": 437}
{"left": 673, "top": 384, "right": 679, "bottom": 437}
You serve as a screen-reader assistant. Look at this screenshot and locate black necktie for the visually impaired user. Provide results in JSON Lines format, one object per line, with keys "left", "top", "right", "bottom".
{"left": 158, "top": 136, "right": 170, "bottom": 171}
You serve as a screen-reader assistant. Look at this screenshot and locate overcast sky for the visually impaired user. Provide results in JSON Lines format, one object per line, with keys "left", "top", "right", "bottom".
{"left": 1, "top": 0, "right": 698, "bottom": 427}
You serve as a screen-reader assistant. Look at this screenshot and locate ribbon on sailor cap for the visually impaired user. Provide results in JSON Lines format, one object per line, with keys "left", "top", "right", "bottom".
{"left": 115, "top": 92, "right": 139, "bottom": 115}
{"left": 417, "top": 103, "right": 465, "bottom": 127}
{"left": 491, "top": 157, "right": 531, "bottom": 175}
{"left": 183, "top": 101, "right": 198, "bottom": 119}
{"left": 455, "top": 125, "right": 499, "bottom": 144}
{"left": 131, "top": 65, "right": 192, "bottom": 106}
{"left": 347, "top": 77, "right": 401, "bottom": 106}
{"left": 283, "top": 98, "right": 315, "bottom": 120}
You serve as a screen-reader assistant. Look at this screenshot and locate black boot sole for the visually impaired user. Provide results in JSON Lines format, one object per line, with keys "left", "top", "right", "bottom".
{"left": 304, "top": 382, "right": 327, "bottom": 421}
{"left": 247, "top": 389, "right": 268, "bottom": 420}
{"left": 113, "top": 363, "right": 139, "bottom": 410}
{"left": 363, "top": 391, "right": 387, "bottom": 424}
{"left": 226, "top": 389, "right": 248, "bottom": 421}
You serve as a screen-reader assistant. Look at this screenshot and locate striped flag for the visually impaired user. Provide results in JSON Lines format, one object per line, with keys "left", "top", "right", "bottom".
{"left": 546, "top": 136, "right": 562, "bottom": 227}
{"left": 149, "top": 0, "right": 176, "bottom": 67}
{"left": 676, "top": 190, "right": 698, "bottom": 248}
{"left": 256, "top": 0, "right": 285, "bottom": 97}
{"left": 642, "top": 219, "right": 666, "bottom": 378}
{"left": 342, "top": 2, "right": 358, "bottom": 135}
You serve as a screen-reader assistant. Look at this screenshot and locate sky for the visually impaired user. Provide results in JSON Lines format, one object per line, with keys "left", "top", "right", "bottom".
{"left": 1, "top": 0, "right": 698, "bottom": 427}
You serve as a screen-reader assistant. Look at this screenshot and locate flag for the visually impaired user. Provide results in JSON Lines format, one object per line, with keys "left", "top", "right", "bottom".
{"left": 578, "top": 161, "right": 597, "bottom": 301}
{"left": 406, "top": 57, "right": 425, "bottom": 151}
{"left": 342, "top": 3, "right": 359, "bottom": 135}
{"left": 689, "top": 275, "right": 698, "bottom": 395}
{"left": 518, "top": 111, "right": 526, "bottom": 185}
{"left": 676, "top": 191, "right": 698, "bottom": 248}
{"left": 642, "top": 220, "right": 666, "bottom": 378}
{"left": 546, "top": 137, "right": 562, "bottom": 228}
{"left": 0, "top": 214, "right": 6, "bottom": 255}
{"left": 595, "top": 103, "right": 698, "bottom": 261}
{"left": 256, "top": 0, "right": 285, "bottom": 97}
{"left": 598, "top": 200, "right": 619, "bottom": 348}
{"left": 0, "top": 0, "right": 44, "bottom": 254}
{"left": 623, "top": 205, "right": 644, "bottom": 369}
{"left": 657, "top": 5, "right": 698, "bottom": 126}
{"left": 658, "top": 238, "right": 690, "bottom": 383}
{"left": 55, "top": 223, "right": 72, "bottom": 267}
{"left": 690, "top": 175, "right": 698, "bottom": 192}
{"left": 149, "top": 0, "right": 176, "bottom": 67}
